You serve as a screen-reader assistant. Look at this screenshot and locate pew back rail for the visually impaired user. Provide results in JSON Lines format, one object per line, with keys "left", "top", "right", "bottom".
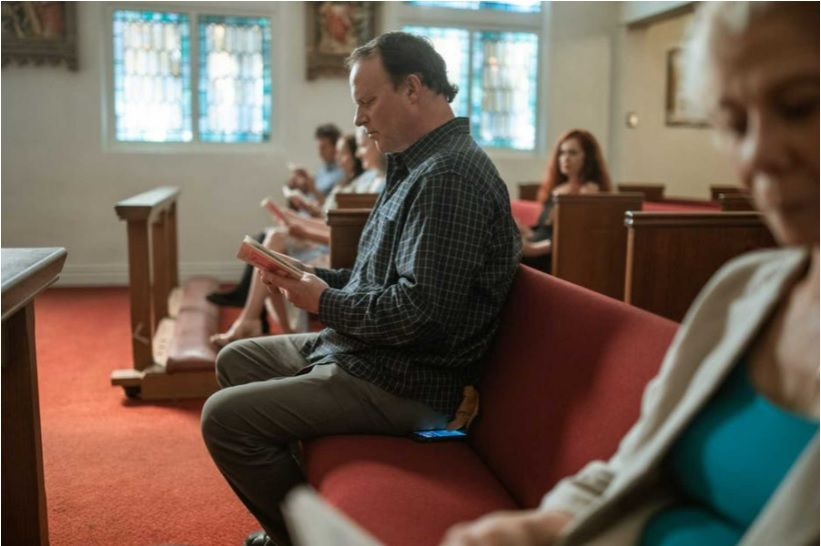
{"left": 624, "top": 211, "right": 776, "bottom": 321}
{"left": 552, "top": 193, "right": 643, "bottom": 300}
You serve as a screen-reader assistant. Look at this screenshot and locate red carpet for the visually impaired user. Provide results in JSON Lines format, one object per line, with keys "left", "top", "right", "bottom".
{"left": 34, "top": 287, "right": 258, "bottom": 546}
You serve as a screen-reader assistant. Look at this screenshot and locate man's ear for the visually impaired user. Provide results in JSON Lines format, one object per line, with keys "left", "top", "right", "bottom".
{"left": 404, "top": 74, "right": 424, "bottom": 104}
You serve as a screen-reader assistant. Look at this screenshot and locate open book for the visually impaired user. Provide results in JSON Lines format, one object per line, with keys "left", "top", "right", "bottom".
{"left": 236, "top": 235, "right": 303, "bottom": 280}
{"left": 283, "top": 486, "right": 384, "bottom": 546}
{"left": 260, "top": 197, "right": 291, "bottom": 226}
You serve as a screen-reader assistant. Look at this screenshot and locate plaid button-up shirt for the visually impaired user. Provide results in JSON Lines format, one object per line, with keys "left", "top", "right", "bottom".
{"left": 305, "top": 117, "right": 521, "bottom": 415}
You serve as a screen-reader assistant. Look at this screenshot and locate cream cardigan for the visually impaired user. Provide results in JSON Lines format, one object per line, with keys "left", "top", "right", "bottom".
{"left": 542, "top": 247, "right": 819, "bottom": 546}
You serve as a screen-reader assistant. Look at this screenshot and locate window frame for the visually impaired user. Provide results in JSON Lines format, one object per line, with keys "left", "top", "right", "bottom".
{"left": 397, "top": 2, "right": 546, "bottom": 155}
{"left": 102, "top": 2, "right": 282, "bottom": 153}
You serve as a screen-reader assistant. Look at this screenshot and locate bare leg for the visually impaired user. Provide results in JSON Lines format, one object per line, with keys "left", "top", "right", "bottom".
{"left": 211, "top": 230, "right": 297, "bottom": 347}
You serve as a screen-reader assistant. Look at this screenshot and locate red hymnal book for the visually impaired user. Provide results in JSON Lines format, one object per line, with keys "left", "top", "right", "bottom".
{"left": 260, "top": 197, "right": 290, "bottom": 226}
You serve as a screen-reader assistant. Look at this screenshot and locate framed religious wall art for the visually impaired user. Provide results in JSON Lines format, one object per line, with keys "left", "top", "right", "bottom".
{"left": 664, "top": 47, "right": 708, "bottom": 127}
{"left": 1, "top": 1, "right": 78, "bottom": 70}
{"left": 306, "top": 1, "right": 379, "bottom": 80}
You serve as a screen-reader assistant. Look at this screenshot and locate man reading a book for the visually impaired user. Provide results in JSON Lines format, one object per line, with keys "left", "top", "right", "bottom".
{"left": 201, "top": 32, "right": 521, "bottom": 546}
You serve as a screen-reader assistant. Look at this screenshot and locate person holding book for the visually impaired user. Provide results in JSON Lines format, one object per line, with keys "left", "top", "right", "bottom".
{"left": 201, "top": 31, "right": 521, "bottom": 546}
{"left": 439, "top": 2, "right": 819, "bottom": 545}
{"left": 209, "top": 133, "right": 365, "bottom": 345}
{"left": 206, "top": 123, "right": 344, "bottom": 308}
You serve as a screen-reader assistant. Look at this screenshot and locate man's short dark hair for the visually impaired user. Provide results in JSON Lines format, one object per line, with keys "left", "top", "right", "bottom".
{"left": 346, "top": 32, "right": 458, "bottom": 103}
{"left": 315, "top": 123, "right": 341, "bottom": 144}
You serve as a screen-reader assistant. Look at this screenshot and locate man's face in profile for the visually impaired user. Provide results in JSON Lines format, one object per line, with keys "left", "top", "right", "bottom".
{"left": 350, "top": 55, "right": 410, "bottom": 154}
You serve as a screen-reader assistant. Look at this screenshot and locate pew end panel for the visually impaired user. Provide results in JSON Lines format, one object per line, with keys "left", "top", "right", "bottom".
{"left": 552, "top": 193, "right": 643, "bottom": 300}
{"left": 335, "top": 192, "right": 379, "bottom": 210}
{"left": 624, "top": 211, "right": 776, "bottom": 321}
{"left": 327, "top": 208, "right": 372, "bottom": 269}
{"left": 111, "top": 187, "right": 220, "bottom": 400}
{"left": 517, "top": 182, "right": 541, "bottom": 201}
{"left": 616, "top": 183, "right": 665, "bottom": 201}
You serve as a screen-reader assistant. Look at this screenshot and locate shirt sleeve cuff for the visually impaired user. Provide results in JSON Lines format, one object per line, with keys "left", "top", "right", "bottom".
{"left": 318, "top": 287, "right": 347, "bottom": 327}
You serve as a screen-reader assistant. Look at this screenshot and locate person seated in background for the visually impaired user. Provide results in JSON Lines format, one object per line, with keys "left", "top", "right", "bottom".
{"left": 284, "top": 126, "right": 387, "bottom": 246}
{"left": 207, "top": 123, "right": 344, "bottom": 309}
{"left": 440, "top": 2, "right": 819, "bottom": 545}
{"left": 286, "top": 123, "right": 346, "bottom": 209}
{"left": 518, "top": 129, "right": 612, "bottom": 273}
{"left": 209, "top": 131, "right": 385, "bottom": 346}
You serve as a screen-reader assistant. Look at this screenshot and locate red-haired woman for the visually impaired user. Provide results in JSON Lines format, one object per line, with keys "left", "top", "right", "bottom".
{"left": 519, "top": 130, "right": 612, "bottom": 271}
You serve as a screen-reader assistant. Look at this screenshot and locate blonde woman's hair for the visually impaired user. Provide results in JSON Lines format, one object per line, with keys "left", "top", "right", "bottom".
{"left": 681, "top": 2, "right": 819, "bottom": 118}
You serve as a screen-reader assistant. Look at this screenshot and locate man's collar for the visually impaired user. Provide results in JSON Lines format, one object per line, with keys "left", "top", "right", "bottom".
{"left": 394, "top": 117, "right": 469, "bottom": 171}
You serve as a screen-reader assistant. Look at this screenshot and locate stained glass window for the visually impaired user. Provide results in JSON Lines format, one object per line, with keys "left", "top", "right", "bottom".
{"left": 401, "top": 26, "right": 470, "bottom": 117}
{"left": 472, "top": 31, "right": 538, "bottom": 150}
{"left": 402, "top": 25, "right": 538, "bottom": 150}
{"left": 113, "top": 10, "right": 191, "bottom": 142}
{"left": 198, "top": 16, "right": 271, "bottom": 143}
{"left": 407, "top": 1, "right": 541, "bottom": 13}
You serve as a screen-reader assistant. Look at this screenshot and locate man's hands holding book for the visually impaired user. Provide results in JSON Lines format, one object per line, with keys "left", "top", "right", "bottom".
{"left": 259, "top": 269, "right": 327, "bottom": 315}
{"left": 235, "top": 235, "right": 326, "bottom": 314}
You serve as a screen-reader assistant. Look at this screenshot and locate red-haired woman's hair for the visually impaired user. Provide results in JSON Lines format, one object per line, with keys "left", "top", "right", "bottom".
{"left": 536, "top": 130, "right": 612, "bottom": 204}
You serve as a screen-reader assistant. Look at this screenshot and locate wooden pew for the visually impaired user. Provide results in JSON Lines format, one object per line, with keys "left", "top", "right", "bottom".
{"left": 517, "top": 182, "right": 541, "bottom": 201}
{"left": 2, "top": 247, "right": 67, "bottom": 546}
{"left": 710, "top": 184, "right": 744, "bottom": 200}
{"left": 551, "top": 193, "right": 644, "bottom": 300}
{"left": 616, "top": 183, "right": 665, "bottom": 201}
{"left": 624, "top": 211, "right": 776, "bottom": 321}
{"left": 110, "top": 187, "right": 220, "bottom": 400}
{"left": 718, "top": 192, "right": 755, "bottom": 211}
{"left": 327, "top": 209, "right": 372, "bottom": 269}
{"left": 335, "top": 192, "right": 379, "bottom": 210}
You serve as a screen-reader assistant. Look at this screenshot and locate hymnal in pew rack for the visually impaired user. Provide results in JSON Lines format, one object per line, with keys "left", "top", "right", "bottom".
{"left": 236, "top": 235, "right": 303, "bottom": 279}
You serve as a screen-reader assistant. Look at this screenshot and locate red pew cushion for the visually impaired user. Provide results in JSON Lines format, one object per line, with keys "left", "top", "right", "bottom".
{"left": 510, "top": 199, "right": 542, "bottom": 227}
{"left": 304, "top": 436, "right": 517, "bottom": 546}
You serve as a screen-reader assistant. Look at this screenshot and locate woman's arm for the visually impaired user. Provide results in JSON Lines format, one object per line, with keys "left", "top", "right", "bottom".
{"left": 440, "top": 509, "right": 573, "bottom": 546}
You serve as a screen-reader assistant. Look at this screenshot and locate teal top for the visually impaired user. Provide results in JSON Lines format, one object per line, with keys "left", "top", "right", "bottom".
{"left": 641, "top": 359, "right": 818, "bottom": 546}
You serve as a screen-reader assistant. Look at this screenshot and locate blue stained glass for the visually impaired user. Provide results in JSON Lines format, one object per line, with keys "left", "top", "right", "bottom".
{"left": 407, "top": 0, "right": 541, "bottom": 13}
{"left": 113, "top": 10, "right": 192, "bottom": 142}
{"left": 402, "top": 26, "right": 470, "bottom": 118}
{"left": 471, "top": 31, "right": 537, "bottom": 150}
{"left": 198, "top": 15, "right": 272, "bottom": 143}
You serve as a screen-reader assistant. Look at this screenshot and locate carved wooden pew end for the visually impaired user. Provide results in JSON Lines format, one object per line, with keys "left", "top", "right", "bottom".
{"left": 110, "top": 187, "right": 220, "bottom": 400}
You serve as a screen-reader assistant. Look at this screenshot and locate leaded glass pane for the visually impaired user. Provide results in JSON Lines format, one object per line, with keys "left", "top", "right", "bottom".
{"left": 472, "top": 31, "right": 537, "bottom": 150}
{"left": 407, "top": 1, "right": 541, "bottom": 13}
{"left": 113, "top": 10, "right": 191, "bottom": 142}
{"left": 402, "top": 26, "right": 470, "bottom": 118}
{"left": 198, "top": 15, "right": 271, "bottom": 143}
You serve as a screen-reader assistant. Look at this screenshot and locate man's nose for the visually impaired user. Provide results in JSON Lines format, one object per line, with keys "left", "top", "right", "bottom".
{"left": 354, "top": 107, "right": 366, "bottom": 127}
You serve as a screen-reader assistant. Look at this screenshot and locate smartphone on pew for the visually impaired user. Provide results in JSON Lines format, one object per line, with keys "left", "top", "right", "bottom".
{"left": 410, "top": 428, "right": 468, "bottom": 442}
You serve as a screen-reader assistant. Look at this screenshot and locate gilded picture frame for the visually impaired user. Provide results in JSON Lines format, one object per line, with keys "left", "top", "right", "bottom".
{"left": 306, "top": 1, "right": 380, "bottom": 80}
{"left": 1, "top": 1, "right": 78, "bottom": 70}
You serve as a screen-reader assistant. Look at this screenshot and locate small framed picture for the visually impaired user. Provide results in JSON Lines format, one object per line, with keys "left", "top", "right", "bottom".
{"left": 306, "top": 1, "right": 380, "bottom": 80}
{"left": 1, "top": 1, "right": 78, "bottom": 70}
{"left": 665, "top": 47, "right": 708, "bottom": 128}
